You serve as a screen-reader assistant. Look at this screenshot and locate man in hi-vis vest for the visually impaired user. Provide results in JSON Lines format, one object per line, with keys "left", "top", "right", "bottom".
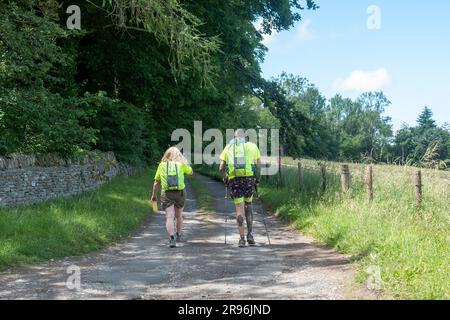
{"left": 219, "top": 129, "right": 261, "bottom": 247}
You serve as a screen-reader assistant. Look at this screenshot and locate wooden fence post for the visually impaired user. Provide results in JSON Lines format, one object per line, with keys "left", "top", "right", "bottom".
{"left": 277, "top": 156, "right": 283, "bottom": 188}
{"left": 298, "top": 162, "right": 304, "bottom": 190}
{"left": 321, "top": 165, "right": 327, "bottom": 191}
{"left": 340, "top": 164, "right": 350, "bottom": 193}
{"left": 366, "top": 166, "right": 373, "bottom": 202}
{"left": 262, "top": 163, "right": 267, "bottom": 184}
{"left": 415, "top": 170, "right": 422, "bottom": 212}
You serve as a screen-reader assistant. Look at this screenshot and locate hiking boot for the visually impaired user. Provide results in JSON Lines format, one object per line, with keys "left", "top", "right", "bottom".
{"left": 247, "top": 234, "right": 255, "bottom": 246}
{"left": 238, "top": 238, "right": 246, "bottom": 247}
{"left": 169, "top": 238, "right": 176, "bottom": 248}
{"left": 176, "top": 233, "right": 183, "bottom": 242}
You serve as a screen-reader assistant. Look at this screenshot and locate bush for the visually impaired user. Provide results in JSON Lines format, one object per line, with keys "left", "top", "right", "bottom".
{"left": 83, "top": 92, "right": 159, "bottom": 165}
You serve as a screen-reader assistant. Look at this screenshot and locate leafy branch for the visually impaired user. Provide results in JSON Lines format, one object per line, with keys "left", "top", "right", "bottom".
{"left": 87, "top": 0, "right": 221, "bottom": 86}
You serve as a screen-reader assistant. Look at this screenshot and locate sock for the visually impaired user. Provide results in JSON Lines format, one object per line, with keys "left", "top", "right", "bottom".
{"left": 170, "top": 235, "right": 175, "bottom": 240}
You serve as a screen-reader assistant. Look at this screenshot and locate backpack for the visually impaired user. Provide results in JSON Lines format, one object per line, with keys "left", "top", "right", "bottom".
{"left": 230, "top": 141, "right": 248, "bottom": 177}
{"left": 166, "top": 162, "right": 179, "bottom": 190}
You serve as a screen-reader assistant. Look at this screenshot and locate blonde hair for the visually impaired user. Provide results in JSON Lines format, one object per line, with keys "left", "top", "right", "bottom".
{"left": 161, "top": 146, "right": 188, "bottom": 164}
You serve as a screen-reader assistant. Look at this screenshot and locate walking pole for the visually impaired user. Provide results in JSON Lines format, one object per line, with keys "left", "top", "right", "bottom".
{"left": 255, "top": 176, "right": 271, "bottom": 246}
{"left": 262, "top": 213, "right": 271, "bottom": 246}
{"left": 224, "top": 183, "right": 228, "bottom": 245}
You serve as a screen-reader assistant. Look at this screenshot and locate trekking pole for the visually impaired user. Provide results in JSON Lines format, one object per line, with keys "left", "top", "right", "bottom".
{"left": 224, "top": 183, "right": 228, "bottom": 245}
{"left": 255, "top": 177, "right": 271, "bottom": 246}
{"left": 262, "top": 213, "right": 271, "bottom": 246}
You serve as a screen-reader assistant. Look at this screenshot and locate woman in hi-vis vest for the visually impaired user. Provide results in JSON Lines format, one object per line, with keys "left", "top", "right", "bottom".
{"left": 151, "top": 147, "right": 193, "bottom": 248}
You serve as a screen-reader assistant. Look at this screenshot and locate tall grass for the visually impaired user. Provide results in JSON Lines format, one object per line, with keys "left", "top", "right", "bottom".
{"left": 196, "top": 161, "right": 450, "bottom": 299}
{"left": 0, "top": 170, "right": 154, "bottom": 270}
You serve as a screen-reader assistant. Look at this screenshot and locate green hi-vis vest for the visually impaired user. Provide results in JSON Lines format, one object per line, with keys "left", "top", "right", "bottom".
{"left": 227, "top": 141, "right": 253, "bottom": 178}
{"left": 165, "top": 161, "right": 181, "bottom": 190}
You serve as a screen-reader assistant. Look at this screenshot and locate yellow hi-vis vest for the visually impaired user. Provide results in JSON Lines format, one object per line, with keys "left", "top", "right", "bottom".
{"left": 225, "top": 141, "right": 253, "bottom": 179}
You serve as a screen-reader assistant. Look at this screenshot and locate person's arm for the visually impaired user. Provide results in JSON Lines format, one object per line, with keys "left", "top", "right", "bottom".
{"left": 219, "top": 160, "right": 229, "bottom": 184}
{"left": 219, "top": 160, "right": 226, "bottom": 175}
{"left": 152, "top": 164, "right": 162, "bottom": 200}
{"left": 184, "top": 164, "right": 193, "bottom": 176}
{"left": 219, "top": 146, "right": 229, "bottom": 183}
{"left": 254, "top": 146, "right": 262, "bottom": 180}
{"left": 151, "top": 180, "right": 161, "bottom": 201}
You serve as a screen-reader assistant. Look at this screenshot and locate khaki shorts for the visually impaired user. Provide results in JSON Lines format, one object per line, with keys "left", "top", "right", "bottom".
{"left": 161, "top": 189, "right": 186, "bottom": 210}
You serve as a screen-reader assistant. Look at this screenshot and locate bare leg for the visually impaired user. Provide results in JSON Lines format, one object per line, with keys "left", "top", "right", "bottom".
{"left": 244, "top": 202, "right": 253, "bottom": 235}
{"left": 235, "top": 202, "right": 245, "bottom": 238}
{"left": 174, "top": 206, "right": 184, "bottom": 234}
{"left": 165, "top": 205, "right": 175, "bottom": 237}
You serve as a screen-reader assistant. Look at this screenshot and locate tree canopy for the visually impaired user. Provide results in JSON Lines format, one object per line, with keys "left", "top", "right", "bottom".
{"left": 1, "top": 0, "right": 448, "bottom": 169}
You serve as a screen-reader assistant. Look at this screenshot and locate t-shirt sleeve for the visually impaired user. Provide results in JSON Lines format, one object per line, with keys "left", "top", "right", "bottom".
{"left": 248, "top": 142, "right": 261, "bottom": 162}
{"left": 254, "top": 144, "right": 261, "bottom": 161}
{"left": 183, "top": 163, "right": 193, "bottom": 175}
{"left": 219, "top": 145, "right": 228, "bottom": 162}
{"left": 154, "top": 163, "right": 162, "bottom": 181}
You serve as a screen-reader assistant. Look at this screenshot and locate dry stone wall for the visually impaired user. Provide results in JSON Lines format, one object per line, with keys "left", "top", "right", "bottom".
{"left": 0, "top": 152, "right": 131, "bottom": 207}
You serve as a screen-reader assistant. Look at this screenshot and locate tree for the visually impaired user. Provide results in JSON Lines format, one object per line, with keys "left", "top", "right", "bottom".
{"left": 273, "top": 73, "right": 337, "bottom": 159}
{"left": 417, "top": 106, "right": 436, "bottom": 129}
{"left": 1, "top": 0, "right": 319, "bottom": 163}
{"left": 325, "top": 92, "right": 393, "bottom": 162}
{"left": 394, "top": 107, "right": 450, "bottom": 167}
{"left": 69, "top": 0, "right": 318, "bottom": 160}
{"left": 0, "top": 0, "right": 96, "bottom": 157}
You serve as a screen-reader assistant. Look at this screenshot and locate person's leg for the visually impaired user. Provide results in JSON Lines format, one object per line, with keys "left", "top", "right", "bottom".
{"left": 234, "top": 200, "right": 245, "bottom": 238}
{"left": 244, "top": 199, "right": 255, "bottom": 245}
{"left": 230, "top": 178, "right": 246, "bottom": 247}
{"left": 174, "top": 206, "right": 184, "bottom": 235}
{"left": 244, "top": 201, "right": 253, "bottom": 235}
{"left": 243, "top": 177, "right": 255, "bottom": 245}
{"left": 165, "top": 205, "right": 176, "bottom": 238}
{"left": 174, "top": 190, "right": 186, "bottom": 241}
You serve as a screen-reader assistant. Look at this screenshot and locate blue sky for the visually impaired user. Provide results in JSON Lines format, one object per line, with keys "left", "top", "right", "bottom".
{"left": 259, "top": 0, "right": 450, "bottom": 131}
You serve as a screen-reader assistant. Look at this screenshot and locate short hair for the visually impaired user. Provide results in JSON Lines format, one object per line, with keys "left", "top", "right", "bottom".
{"left": 235, "top": 128, "right": 246, "bottom": 138}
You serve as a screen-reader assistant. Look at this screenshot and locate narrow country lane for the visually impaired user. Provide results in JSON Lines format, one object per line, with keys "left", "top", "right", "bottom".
{"left": 0, "top": 174, "right": 366, "bottom": 300}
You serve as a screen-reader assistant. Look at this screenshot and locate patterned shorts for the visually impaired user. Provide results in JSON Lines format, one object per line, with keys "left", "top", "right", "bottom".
{"left": 229, "top": 177, "right": 255, "bottom": 204}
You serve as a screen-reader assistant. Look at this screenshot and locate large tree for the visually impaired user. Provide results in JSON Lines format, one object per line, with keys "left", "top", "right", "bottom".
{"left": 0, "top": 0, "right": 96, "bottom": 157}
{"left": 326, "top": 92, "right": 393, "bottom": 162}
{"left": 1, "top": 0, "right": 319, "bottom": 162}
{"left": 69, "top": 0, "right": 319, "bottom": 159}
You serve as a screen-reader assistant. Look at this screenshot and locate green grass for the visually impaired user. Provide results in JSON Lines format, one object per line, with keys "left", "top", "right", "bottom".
{"left": 188, "top": 174, "right": 215, "bottom": 212}
{"left": 0, "top": 169, "right": 154, "bottom": 270}
{"left": 196, "top": 162, "right": 450, "bottom": 299}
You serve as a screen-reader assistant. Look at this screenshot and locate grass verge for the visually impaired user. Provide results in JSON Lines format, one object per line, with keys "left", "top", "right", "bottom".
{"left": 0, "top": 169, "right": 154, "bottom": 271}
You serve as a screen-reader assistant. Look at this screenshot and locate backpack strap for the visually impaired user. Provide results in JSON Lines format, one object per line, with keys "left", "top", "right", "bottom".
{"left": 166, "top": 161, "right": 178, "bottom": 176}
{"left": 233, "top": 140, "right": 246, "bottom": 176}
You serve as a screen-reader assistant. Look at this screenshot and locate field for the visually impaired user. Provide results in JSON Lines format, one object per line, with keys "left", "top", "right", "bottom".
{"left": 196, "top": 160, "right": 450, "bottom": 299}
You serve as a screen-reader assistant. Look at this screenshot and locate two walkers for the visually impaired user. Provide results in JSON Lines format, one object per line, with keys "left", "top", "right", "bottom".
{"left": 152, "top": 129, "right": 261, "bottom": 248}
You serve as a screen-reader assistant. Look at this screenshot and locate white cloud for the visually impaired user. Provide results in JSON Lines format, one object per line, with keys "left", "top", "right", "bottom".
{"left": 254, "top": 18, "right": 316, "bottom": 47}
{"left": 333, "top": 68, "right": 391, "bottom": 92}
{"left": 262, "top": 32, "right": 277, "bottom": 46}
{"left": 253, "top": 19, "right": 278, "bottom": 46}
{"left": 297, "top": 19, "right": 316, "bottom": 42}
